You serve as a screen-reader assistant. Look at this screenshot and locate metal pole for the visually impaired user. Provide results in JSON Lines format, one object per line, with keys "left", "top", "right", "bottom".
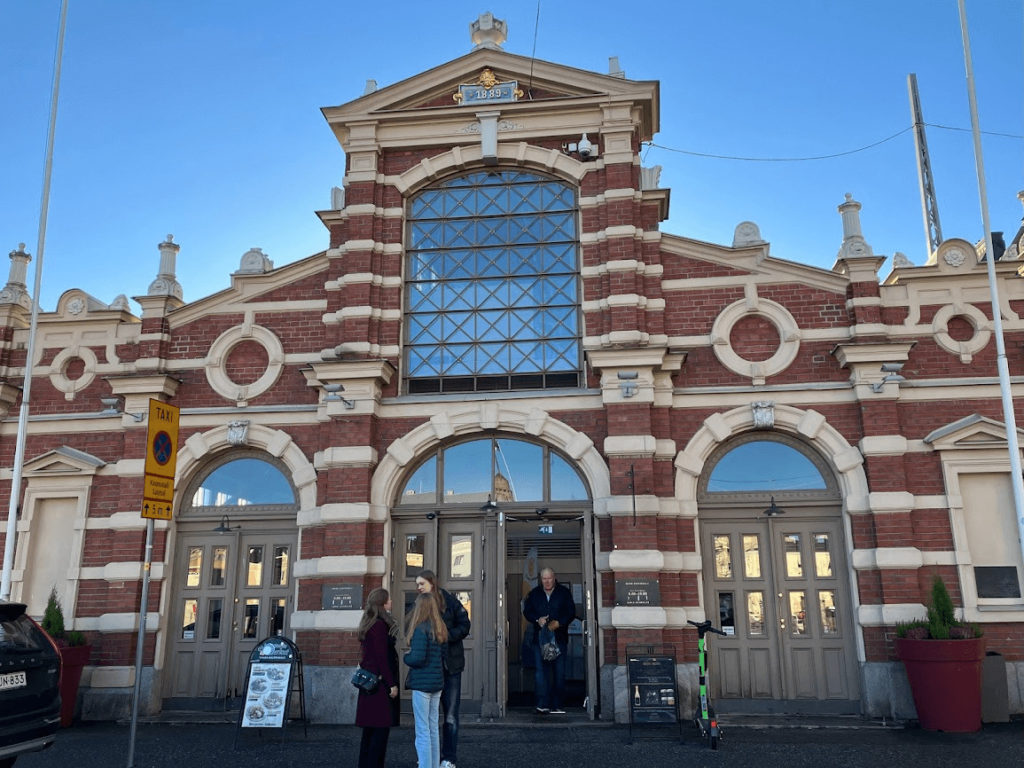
{"left": 0, "top": 0, "right": 69, "bottom": 601}
{"left": 957, "top": 0, "right": 1024, "bottom": 571}
{"left": 127, "top": 518, "right": 154, "bottom": 768}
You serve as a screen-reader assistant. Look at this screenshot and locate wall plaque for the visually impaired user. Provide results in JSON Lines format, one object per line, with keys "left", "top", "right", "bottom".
{"left": 974, "top": 566, "right": 1022, "bottom": 599}
{"left": 614, "top": 578, "right": 661, "bottom": 607}
{"left": 322, "top": 583, "right": 362, "bottom": 610}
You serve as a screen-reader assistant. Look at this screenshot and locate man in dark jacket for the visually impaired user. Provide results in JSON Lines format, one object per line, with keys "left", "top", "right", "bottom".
{"left": 522, "top": 566, "right": 576, "bottom": 713}
{"left": 416, "top": 570, "right": 471, "bottom": 768}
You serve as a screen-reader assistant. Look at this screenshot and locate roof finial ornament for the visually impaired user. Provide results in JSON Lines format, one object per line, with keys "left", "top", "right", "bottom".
{"left": 836, "top": 193, "right": 875, "bottom": 260}
{"left": 148, "top": 234, "right": 183, "bottom": 299}
{"left": 470, "top": 12, "right": 507, "bottom": 50}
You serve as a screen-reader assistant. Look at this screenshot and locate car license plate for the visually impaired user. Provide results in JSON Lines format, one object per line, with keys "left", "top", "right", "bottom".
{"left": 0, "top": 671, "right": 26, "bottom": 691}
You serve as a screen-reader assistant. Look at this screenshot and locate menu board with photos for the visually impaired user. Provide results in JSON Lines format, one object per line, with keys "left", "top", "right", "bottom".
{"left": 240, "top": 637, "right": 296, "bottom": 728}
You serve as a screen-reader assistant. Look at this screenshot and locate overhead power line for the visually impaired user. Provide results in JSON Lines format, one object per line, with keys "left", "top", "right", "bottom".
{"left": 645, "top": 122, "right": 1023, "bottom": 164}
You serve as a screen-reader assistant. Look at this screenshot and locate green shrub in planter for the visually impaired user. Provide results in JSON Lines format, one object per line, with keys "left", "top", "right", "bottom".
{"left": 40, "top": 587, "right": 87, "bottom": 647}
{"left": 896, "top": 575, "right": 982, "bottom": 641}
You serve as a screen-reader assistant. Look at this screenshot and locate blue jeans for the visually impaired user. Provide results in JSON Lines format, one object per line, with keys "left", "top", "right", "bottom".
{"left": 532, "top": 640, "right": 567, "bottom": 709}
{"left": 411, "top": 689, "right": 441, "bottom": 768}
{"left": 440, "top": 670, "right": 461, "bottom": 763}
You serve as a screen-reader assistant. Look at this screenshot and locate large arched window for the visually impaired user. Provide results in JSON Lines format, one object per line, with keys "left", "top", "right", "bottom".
{"left": 404, "top": 170, "right": 581, "bottom": 394}
{"left": 396, "top": 437, "right": 589, "bottom": 508}
{"left": 699, "top": 434, "right": 839, "bottom": 502}
{"left": 182, "top": 452, "right": 298, "bottom": 517}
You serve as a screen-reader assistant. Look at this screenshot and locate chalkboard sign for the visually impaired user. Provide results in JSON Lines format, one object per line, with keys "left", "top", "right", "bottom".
{"left": 615, "top": 578, "right": 661, "bottom": 606}
{"left": 322, "top": 583, "right": 362, "bottom": 610}
{"left": 625, "top": 648, "right": 682, "bottom": 744}
{"left": 626, "top": 654, "right": 678, "bottom": 723}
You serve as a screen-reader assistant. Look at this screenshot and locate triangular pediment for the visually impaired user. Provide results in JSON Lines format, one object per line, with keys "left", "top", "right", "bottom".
{"left": 660, "top": 233, "right": 850, "bottom": 295}
{"left": 167, "top": 251, "right": 329, "bottom": 328}
{"left": 323, "top": 47, "right": 658, "bottom": 138}
{"left": 24, "top": 446, "right": 106, "bottom": 476}
{"left": 924, "top": 413, "right": 1024, "bottom": 451}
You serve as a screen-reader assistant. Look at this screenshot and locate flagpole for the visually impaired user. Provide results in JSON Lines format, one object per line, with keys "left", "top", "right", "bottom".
{"left": 956, "top": 0, "right": 1024, "bottom": 572}
{"left": 0, "top": 0, "right": 69, "bottom": 601}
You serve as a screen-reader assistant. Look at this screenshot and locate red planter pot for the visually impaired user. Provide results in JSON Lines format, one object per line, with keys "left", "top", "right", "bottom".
{"left": 57, "top": 644, "right": 92, "bottom": 727}
{"left": 896, "top": 637, "right": 984, "bottom": 732}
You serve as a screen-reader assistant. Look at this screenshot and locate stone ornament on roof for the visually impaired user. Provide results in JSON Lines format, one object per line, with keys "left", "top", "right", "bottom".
{"left": 733, "top": 221, "right": 766, "bottom": 248}
{"left": 236, "top": 247, "right": 274, "bottom": 275}
{"left": 470, "top": 12, "right": 507, "bottom": 50}
{"left": 835, "top": 194, "right": 875, "bottom": 260}
{"left": 0, "top": 243, "right": 33, "bottom": 309}
{"left": 148, "top": 234, "right": 184, "bottom": 299}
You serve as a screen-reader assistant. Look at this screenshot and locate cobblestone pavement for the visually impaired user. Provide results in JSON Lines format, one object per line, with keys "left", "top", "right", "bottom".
{"left": 13, "top": 716, "right": 1024, "bottom": 768}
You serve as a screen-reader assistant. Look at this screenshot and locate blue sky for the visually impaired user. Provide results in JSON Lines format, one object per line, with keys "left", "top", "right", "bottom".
{"left": 2, "top": 1, "right": 1022, "bottom": 311}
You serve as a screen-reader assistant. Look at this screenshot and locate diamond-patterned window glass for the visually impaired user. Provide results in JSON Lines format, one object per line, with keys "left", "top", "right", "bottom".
{"left": 406, "top": 170, "right": 581, "bottom": 393}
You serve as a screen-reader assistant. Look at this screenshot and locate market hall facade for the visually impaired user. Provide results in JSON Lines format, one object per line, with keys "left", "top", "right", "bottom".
{"left": 3, "top": 15, "right": 1024, "bottom": 723}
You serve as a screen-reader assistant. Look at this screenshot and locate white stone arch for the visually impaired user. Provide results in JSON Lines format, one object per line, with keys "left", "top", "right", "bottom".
{"left": 391, "top": 141, "right": 589, "bottom": 197}
{"left": 372, "top": 402, "right": 609, "bottom": 511}
{"left": 675, "top": 403, "right": 866, "bottom": 509}
{"left": 177, "top": 422, "right": 318, "bottom": 511}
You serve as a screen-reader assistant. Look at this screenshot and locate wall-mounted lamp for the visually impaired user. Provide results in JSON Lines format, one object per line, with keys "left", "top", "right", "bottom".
{"left": 323, "top": 382, "right": 356, "bottom": 409}
{"left": 481, "top": 497, "right": 498, "bottom": 512}
{"left": 871, "top": 363, "right": 906, "bottom": 393}
{"left": 425, "top": 511, "right": 437, "bottom": 520}
{"left": 763, "top": 497, "right": 785, "bottom": 517}
{"left": 213, "top": 515, "right": 241, "bottom": 533}
{"left": 535, "top": 507, "right": 548, "bottom": 517}
{"left": 617, "top": 370, "right": 638, "bottom": 398}
{"left": 562, "top": 132, "right": 598, "bottom": 160}
{"left": 99, "top": 396, "right": 145, "bottom": 421}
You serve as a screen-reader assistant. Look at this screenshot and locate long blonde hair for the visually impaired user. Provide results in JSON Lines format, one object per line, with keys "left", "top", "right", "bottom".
{"left": 406, "top": 592, "right": 448, "bottom": 645}
{"left": 357, "top": 588, "right": 399, "bottom": 641}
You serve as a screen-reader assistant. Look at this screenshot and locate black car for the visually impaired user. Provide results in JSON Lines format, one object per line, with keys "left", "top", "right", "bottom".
{"left": 0, "top": 602, "right": 61, "bottom": 767}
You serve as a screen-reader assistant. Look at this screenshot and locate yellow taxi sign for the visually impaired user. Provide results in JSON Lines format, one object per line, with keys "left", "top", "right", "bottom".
{"left": 144, "top": 399, "right": 180, "bottom": 479}
{"left": 141, "top": 499, "right": 173, "bottom": 520}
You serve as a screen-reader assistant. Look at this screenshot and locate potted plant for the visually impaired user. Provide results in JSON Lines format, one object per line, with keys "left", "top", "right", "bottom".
{"left": 895, "top": 574, "right": 984, "bottom": 732}
{"left": 41, "top": 587, "right": 92, "bottom": 727}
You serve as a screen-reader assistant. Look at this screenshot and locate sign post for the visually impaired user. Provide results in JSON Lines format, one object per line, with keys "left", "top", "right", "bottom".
{"left": 127, "top": 399, "right": 179, "bottom": 767}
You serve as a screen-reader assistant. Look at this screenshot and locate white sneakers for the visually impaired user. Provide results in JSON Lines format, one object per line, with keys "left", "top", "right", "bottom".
{"left": 440, "top": 761, "right": 456, "bottom": 768}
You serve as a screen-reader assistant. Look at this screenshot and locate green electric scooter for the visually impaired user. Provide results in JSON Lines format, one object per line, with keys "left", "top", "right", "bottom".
{"left": 687, "top": 619, "right": 727, "bottom": 749}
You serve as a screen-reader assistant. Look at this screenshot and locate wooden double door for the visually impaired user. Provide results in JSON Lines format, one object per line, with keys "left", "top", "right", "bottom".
{"left": 165, "top": 525, "right": 296, "bottom": 704}
{"left": 700, "top": 511, "right": 861, "bottom": 714}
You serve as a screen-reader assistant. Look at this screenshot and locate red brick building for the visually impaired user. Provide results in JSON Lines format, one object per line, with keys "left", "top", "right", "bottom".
{"left": 3, "top": 15, "right": 1024, "bottom": 723}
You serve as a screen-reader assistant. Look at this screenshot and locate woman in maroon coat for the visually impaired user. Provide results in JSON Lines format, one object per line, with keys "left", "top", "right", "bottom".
{"left": 356, "top": 588, "right": 400, "bottom": 768}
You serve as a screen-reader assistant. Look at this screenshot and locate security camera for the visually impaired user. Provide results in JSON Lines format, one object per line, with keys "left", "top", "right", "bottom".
{"left": 577, "top": 133, "right": 593, "bottom": 158}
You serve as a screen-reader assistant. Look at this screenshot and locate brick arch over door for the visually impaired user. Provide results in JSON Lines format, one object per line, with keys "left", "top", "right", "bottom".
{"left": 674, "top": 403, "right": 869, "bottom": 661}
{"left": 373, "top": 403, "right": 610, "bottom": 511}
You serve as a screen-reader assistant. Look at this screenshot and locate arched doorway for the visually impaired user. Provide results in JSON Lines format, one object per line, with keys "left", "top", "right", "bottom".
{"left": 697, "top": 433, "right": 861, "bottom": 714}
{"left": 390, "top": 435, "right": 597, "bottom": 718}
{"left": 164, "top": 451, "right": 299, "bottom": 707}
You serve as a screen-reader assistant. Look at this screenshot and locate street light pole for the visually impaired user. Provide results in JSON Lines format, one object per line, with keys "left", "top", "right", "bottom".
{"left": 957, "top": 0, "right": 1024, "bottom": 574}
{"left": 0, "top": 0, "right": 69, "bottom": 601}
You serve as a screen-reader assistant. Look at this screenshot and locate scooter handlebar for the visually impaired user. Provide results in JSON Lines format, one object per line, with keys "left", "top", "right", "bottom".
{"left": 687, "top": 619, "right": 728, "bottom": 637}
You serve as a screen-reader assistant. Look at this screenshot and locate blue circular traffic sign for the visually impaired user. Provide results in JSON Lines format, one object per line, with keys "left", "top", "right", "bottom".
{"left": 152, "top": 431, "right": 173, "bottom": 465}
